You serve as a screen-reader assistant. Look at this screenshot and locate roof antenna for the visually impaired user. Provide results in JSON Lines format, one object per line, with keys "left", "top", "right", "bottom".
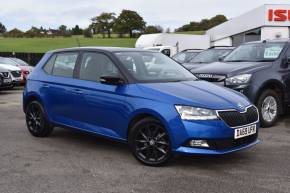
{"left": 75, "top": 38, "right": 81, "bottom": 47}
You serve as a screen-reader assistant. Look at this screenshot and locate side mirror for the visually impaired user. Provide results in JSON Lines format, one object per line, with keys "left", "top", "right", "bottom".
{"left": 100, "top": 76, "right": 124, "bottom": 85}
{"left": 281, "top": 57, "right": 290, "bottom": 68}
{"left": 218, "top": 55, "right": 226, "bottom": 62}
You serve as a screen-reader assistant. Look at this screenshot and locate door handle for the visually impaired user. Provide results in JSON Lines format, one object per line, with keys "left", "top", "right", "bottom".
{"left": 71, "top": 89, "right": 83, "bottom": 94}
{"left": 43, "top": 84, "right": 50, "bottom": 88}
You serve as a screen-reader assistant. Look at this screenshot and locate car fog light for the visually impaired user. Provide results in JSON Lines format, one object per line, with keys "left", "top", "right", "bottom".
{"left": 189, "top": 140, "right": 209, "bottom": 148}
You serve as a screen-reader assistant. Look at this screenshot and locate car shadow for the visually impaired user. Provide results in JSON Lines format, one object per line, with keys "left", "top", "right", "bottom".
{"left": 51, "top": 127, "right": 130, "bottom": 154}
{"left": 49, "top": 127, "right": 253, "bottom": 168}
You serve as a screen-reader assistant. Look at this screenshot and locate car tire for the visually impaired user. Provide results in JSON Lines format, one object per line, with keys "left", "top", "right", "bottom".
{"left": 25, "top": 101, "right": 53, "bottom": 137}
{"left": 256, "top": 89, "right": 281, "bottom": 128}
{"left": 128, "top": 117, "right": 172, "bottom": 166}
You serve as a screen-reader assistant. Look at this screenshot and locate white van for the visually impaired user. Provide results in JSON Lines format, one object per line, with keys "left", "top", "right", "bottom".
{"left": 136, "top": 33, "right": 210, "bottom": 57}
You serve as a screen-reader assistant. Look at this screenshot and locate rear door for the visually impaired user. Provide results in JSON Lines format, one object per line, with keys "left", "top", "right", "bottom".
{"left": 42, "top": 51, "right": 80, "bottom": 126}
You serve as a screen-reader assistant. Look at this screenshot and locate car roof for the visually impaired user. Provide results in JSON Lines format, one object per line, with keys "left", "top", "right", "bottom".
{"left": 49, "top": 47, "right": 149, "bottom": 53}
{"left": 209, "top": 46, "right": 235, "bottom": 50}
{"left": 244, "top": 38, "right": 290, "bottom": 44}
{"left": 182, "top": 49, "right": 203, "bottom": 52}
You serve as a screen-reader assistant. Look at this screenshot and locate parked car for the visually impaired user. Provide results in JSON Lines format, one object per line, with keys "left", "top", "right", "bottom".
{"left": 182, "top": 47, "right": 235, "bottom": 70}
{"left": 0, "top": 63, "right": 23, "bottom": 86}
{"left": 192, "top": 39, "right": 290, "bottom": 127}
{"left": 0, "top": 57, "right": 33, "bottom": 83}
{"left": 0, "top": 67, "right": 13, "bottom": 90}
{"left": 172, "top": 49, "right": 203, "bottom": 64}
{"left": 23, "top": 47, "right": 260, "bottom": 166}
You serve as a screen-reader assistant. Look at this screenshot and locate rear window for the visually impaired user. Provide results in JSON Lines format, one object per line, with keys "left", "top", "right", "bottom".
{"left": 43, "top": 52, "right": 78, "bottom": 78}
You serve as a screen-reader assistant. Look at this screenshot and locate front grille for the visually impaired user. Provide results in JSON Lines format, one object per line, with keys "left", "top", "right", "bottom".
{"left": 217, "top": 106, "right": 259, "bottom": 127}
{"left": 207, "top": 133, "right": 258, "bottom": 150}
{"left": 1, "top": 72, "right": 9, "bottom": 78}
{"left": 10, "top": 71, "right": 21, "bottom": 78}
{"left": 195, "top": 74, "right": 226, "bottom": 82}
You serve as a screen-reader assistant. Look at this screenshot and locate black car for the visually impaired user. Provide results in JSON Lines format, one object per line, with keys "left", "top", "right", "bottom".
{"left": 172, "top": 49, "right": 202, "bottom": 64}
{"left": 0, "top": 67, "right": 13, "bottom": 90}
{"left": 182, "top": 47, "right": 234, "bottom": 70}
{"left": 192, "top": 39, "right": 290, "bottom": 127}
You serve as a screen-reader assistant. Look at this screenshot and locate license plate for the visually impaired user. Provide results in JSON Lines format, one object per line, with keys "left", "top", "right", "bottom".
{"left": 3, "top": 79, "right": 12, "bottom": 83}
{"left": 234, "top": 124, "right": 256, "bottom": 139}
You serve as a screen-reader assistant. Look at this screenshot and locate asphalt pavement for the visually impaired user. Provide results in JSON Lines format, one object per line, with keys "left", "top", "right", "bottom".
{"left": 0, "top": 88, "right": 289, "bottom": 193}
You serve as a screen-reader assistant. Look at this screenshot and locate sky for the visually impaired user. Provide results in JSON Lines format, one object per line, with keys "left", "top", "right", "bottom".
{"left": 0, "top": 0, "right": 289, "bottom": 31}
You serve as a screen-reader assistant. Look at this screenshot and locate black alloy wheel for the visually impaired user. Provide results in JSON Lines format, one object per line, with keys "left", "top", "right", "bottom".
{"left": 25, "top": 101, "right": 53, "bottom": 137}
{"left": 129, "top": 117, "right": 171, "bottom": 166}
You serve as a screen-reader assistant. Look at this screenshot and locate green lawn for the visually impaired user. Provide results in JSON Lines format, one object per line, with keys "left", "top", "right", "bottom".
{"left": 0, "top": 31, "right": 205, "bottom": 53}
{"left": 0, "top": 37, "right": 137, "bottom": 53}
{"left": 174, "top": 31, "right": 206, "bottom": 35}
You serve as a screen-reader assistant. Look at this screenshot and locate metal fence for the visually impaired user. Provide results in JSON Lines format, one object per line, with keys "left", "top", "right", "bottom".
{"left": 0, "top": 52, "right": 44, "bottom": 66}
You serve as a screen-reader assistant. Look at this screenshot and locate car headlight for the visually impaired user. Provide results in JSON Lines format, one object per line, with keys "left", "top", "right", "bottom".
{"left": 225, "top": 74, "right": 252, "bottom": 85}
{"left": 175, "top": 105, "right": 218, "bottom": 120}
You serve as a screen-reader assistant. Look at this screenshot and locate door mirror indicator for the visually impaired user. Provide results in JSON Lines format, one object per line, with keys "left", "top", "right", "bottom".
{"left": 100, "top": 76, "right": 124, "bottom": 85}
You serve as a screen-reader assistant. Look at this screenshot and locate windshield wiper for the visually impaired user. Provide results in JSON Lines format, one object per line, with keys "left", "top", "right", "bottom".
{"left": 251, "top": 59, "right": 274, "bottom": 62}
{"left": 225, "top": 60, "right": 251, "bottom": 62}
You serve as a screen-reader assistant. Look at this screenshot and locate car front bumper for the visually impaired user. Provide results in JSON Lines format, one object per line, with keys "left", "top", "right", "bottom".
{"left": 170, "top": 119, "right": 260, "bottom": 155}
{"left": 175, "top": 139, "right": 260, "bottom": 155}
{"left": 0, "top": 77, "right": 13, "bottom": 88}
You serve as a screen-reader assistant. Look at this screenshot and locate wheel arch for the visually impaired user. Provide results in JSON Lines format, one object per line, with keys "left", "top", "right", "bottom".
{"left": 23, "top": 92, "right": 45, "bottom": 112}
{"left": 126, "top": 109, "right": 170, "bottom": 139}
{"left": 254, "top": 79, "right": 286, "bottom": 113}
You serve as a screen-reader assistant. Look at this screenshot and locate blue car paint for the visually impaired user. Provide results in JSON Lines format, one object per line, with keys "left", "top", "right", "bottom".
{"left": 23, "top": 50, "right": 260, "bottom": 155}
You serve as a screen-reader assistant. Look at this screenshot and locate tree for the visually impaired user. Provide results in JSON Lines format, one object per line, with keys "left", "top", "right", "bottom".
{"left": 4, "top": 28, "right": 24, "bottom": 38}
{"left": 59, "top": 25, "right": 67, "bottom": 35}
{"left": 91, "top": 12, "right": 116, "bottom": 38}
{"left": 113, "top": 10, "right": 146, "bottom": 38}
{"left": 209, "top": 15, "right": 227, "bottom": 28}
{"left": 72, "top": 25, "right": 83, "bottom": 35}
{"left": 83, "top": 28, "right": 93, "bottom": 38}
{"left": 0, "top": 22, "right": 6, "bottom": 33}
{"left": 24, "top": 26, "right": 42, "bottom": 38}
{"left": 144, "top": 25, "right": 163, "bottom": 34}
{"left": 175, "top": 14, "right": 228, "bottom": 32}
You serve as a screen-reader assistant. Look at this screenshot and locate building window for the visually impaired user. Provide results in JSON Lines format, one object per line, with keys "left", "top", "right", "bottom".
{"left": 232, "top": 28, "right": 261, "bottom": 47}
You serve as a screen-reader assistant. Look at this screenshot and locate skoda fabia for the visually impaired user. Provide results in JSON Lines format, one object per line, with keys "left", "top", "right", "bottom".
{"left": 23, "top": 47, "right": 260, "bottom": 166}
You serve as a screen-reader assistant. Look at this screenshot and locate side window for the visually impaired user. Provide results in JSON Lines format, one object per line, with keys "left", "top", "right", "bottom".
{"left": 43, "top": 55, "right": 56, "bottom": 74}
{"left": 161, "top": 49, "right": 171, "bottom": 57}
{"left": 287, "top": 46, "right": 290, "bottom": 57}
{"left": 79, "top": 52, "right": 120, "bottom": 82}
{"left": 52, "top": 52, "right": 78, "bottom": 78}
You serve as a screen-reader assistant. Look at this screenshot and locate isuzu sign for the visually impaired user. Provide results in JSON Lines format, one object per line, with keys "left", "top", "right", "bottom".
{"left": 268, "top": 9, "right": 290, "bottom": 22}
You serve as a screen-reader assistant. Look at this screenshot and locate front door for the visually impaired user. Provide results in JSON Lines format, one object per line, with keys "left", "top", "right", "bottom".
{"left": 283, "top": 46, "right": 290, "bottom": 104}
{"left": 72, "top": 52, "right": 128, "bottom": 140}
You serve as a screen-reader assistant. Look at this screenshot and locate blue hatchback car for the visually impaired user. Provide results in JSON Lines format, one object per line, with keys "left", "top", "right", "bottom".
{"left": 23, "top": 47, "right": 260, "bottom": 166}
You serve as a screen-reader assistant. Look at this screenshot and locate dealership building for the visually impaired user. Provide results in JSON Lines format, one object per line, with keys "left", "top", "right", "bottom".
{"left": 136, "top": 4, "right": 290, "bottom": 50}
{"left": 207, "top": 4, "right": 290, "bottom": 47}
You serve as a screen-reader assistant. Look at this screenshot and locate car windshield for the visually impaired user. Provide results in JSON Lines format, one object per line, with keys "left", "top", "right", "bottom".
{"left": 115, "top": 51, "right": 197, "bottom": 83}
{"left": 0, "top": 57, "right": 17, "bottom": 65}
{"left": 10, "top": 58, "right": 29, "bottom": 66}
{"left": 224, "top": 43, "right": 286, "bottom": 62}
{"left": 172, "top": 52, "right": 199, "bottom": 63}
{"left": 189, "top": 49, "right": 232, "bottom": 63}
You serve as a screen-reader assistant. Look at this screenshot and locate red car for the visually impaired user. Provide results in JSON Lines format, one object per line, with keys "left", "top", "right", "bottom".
{"left": 0, "top": 57, "right": 34, "bottom": 84}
